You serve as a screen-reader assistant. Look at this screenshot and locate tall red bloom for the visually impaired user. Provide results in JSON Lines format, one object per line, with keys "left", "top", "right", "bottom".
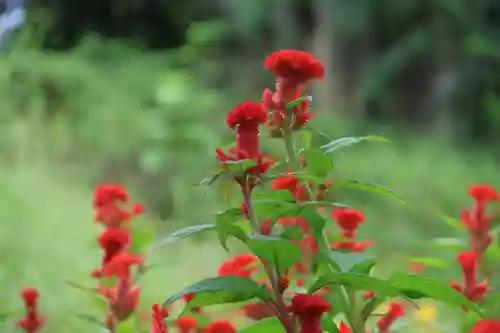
{"left": 205, "top": 321, "right": 237, "bottom": 333}
{"left": 16, "top": 288, "right": 47, "bottom": 333}
{"left": 93, "top": 184, "right": 144, "bottom": 228}
{"left": 377, "top": 303, "right": 404, "bottom": 333}
{"left": 263, "top": 50, "right": 323, "bottom": 136}
{"left": 289, "top": 293, "right": 331, "bottom": 333}
{"left": 218, "top": 254, "right": 259, "bottom": 277}
{"left": 450, "top": 251, "right": 488, "bottom": 303}
{"left": 97, "top": 228, "right": 131, "bottom": 270}
{"left": 226, "top": 101, "right": 267, "bottom": 159}
{"left": 150, "top": 304, "right": 169, "bottom": 333}
{"left": 461, "top": 184, "right": 499, "bottom": 255}
{"left": 469, "top": 320, "right": 500, "bottom": 333}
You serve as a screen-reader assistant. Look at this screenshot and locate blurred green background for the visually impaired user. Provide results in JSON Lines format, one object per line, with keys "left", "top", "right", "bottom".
{"left": 1, "top": 0, "right": 500, "bottom": 332}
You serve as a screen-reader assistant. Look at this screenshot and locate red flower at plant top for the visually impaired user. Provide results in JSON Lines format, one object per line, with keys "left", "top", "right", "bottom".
{"left": 205, "top": 321, "right": 237, "bottom": 333}
{"left": 450, "top": 251, "right": 488, "bottom": 303}
{"left": 377, "top": 303, "right": 404, "bottom": 333}
{"left": 218, "top": 254, "right": 259, "bottom": 277}
{"left": 461, "top": 184, "right": 499, "bottom": 255}
{"left": 150, "top": 304, "right": 169, "bottom": 333}
{"left": 469, "top": 320, "right": 500, "bottom": 333}
{"left": 16, "top": 288, "right": 47, "bottom": 333}
{"left": 176, "top": 316, "right": 198, "bottom": 333}
{"left": 226, "top": 101, "right": 268, "bottom": 159}
{"left": 289, "top": 293, "right": 331, "bottom": 333}
{"left": 264, "top": 50, "right": 325, "bottom": 85}
{"left": 93, "top": 184, "right": 144, "bottom": 228}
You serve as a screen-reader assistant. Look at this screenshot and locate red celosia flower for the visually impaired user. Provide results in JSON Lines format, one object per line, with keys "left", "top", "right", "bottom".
{"left": 93, "top": 184, "right": 144, "bottom": 228}
{"left": 264, "top": 91, "right": 314, "bottom": 136}
{"left": 289, "top": 293, "right": 331, "bottom": 333}
{"left": 377, "top": 303, "right": 404, "bottom": 333}
{"left": 205, "top": 321, "right": 237, "bottom": 333}
{"left": 241, "top": 302, "right": 276, "bottom": 320}
{"left": 264, "top": 50, "right": 325, "bottom": 85}
{"left": 450, "top": 251, "right": 488, "bottom": 303}
{"left": 97, "top": 228, "right": 131, "bottom": 268}
{"left": 272, "top": 173, "right": 309, "bottom": 201}
{"left": 462, "top": 184, "right": 498, "bottom": 255}
{"left": 218, "top": 254, "right": 258, "bottom": 277}
{"left": 331, "top": 240, "right": 374, "bottom": 253}
{"left": 176, "top": 316, "right": 198, "bottom": 333}
{"left": 332, "top": 209, "right": 365, "bottom": 238}
{"left": 226, "top": 101, "right": 268, "bottom": 159}
{"left": 469, "top": 319, "right": 500, "bottom": 333}
{"left": 16, "top": 288, "right": 47, "bottom": 333}
{"left": 151, "top": 304, "right": 169, "bottom": 333}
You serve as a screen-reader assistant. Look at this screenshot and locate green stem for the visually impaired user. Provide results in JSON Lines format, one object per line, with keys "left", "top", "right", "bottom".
{"left": 242, "top": 183, "right": 297, "bottom": 333}
{"left": 283, "top": 129, "right": 299, "bottom": 169}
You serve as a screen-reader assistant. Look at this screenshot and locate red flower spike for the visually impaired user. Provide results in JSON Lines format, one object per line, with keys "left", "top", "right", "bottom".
{"left": 218, "top": 254, "right": 258, "bottom": 277}
{"left": 102, "top": 252, "right": 143, "bottom": 280}
{"left": 205, "top": 321, "right": 237, "bottom": 333}
{"left": 151, "top": 304, "right": 169, "bottom": 333}
{"left": 469, "top": 319, "right": 500, "bottom": 333}
{"left": 16, "top": 288, "right": 47, "bottom": 333}
{"left": 226, "top": 101, "right": 267, "bottom": 159}
{"left": 469, "top": 185, "right": 500, "bottom": 203}
{"left": 289, "top": 293, "right": 331, "bottom": 333}
{"left": 377, "top": 303, "right": 404, "bottom": 333}
{"left": 176, "top": 316, "right": 198, "bottom": 333}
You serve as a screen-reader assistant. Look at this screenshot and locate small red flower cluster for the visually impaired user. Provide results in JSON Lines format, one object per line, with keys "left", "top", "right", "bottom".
{"left": 450, "top": 185, "right": 499, "bottom": 306}
{"left": 91, "top": 184, "right": 145, "bottom": 332}
{"left": 16, "top": 288, "right": 46, "bottom": 333}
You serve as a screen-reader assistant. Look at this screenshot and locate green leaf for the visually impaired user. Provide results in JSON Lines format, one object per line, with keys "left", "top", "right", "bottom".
{"left": 156, "top": 224, "right": 216, "bottom": 250}
{"left": 253, "top": 190, "right": 303, "bottom": 219}
{"left": 66, "top": 280, "right": 97, "bottom": 293}
{"left": 240, "top": 317, "right": 285, "bottom": 333}
{"left": 321, "top": 135, "right": 390, "bottom": 154}
{"left": 334, "top": 180, "right": 406, "bottom": 204}
{"left": 408, "top": 257, "right": 450, "bottom": 269}
{"left": 302, "top": 149, "right": 334, "bottom": 179}
{"left": 300, "top": 130, "right": 313, "bottom": 149}
{"left": 300, "top": 207, "right": 327, "bottom": 239}
{"left": 0, "top": 311, "right": 18, "bottom": 322}
{"left": 195, "top": 171, "right": 225, "bottom": 186}
{"left": 215, "top": 212, "right": 249, "bottom": 251}
{"left": 279, "top": 226, "right": 304, "bottom": 241}
{"left": 116, "top": 317, "right": 135, "bottom": 333}
{"left": 131, "top": 227, "right": 155, "bottom": 253}
{"left": 247, "top": 235, "right": 302, "bottom": 274}
{"left": 309, "top": 273, "right": 399, "bottom": 297}
{"left": 225, "top": 159, "right": 258, "bottom": 174}
{"left": 430, "top": 237, "right": 467, "bottom": 251}
{"left": 286, "top": 96, "right": 310, "bottom": 109}
{"left": 163, "top": 276, "right": 273, "bottom": 307}
{"left": 326, "top": 250, "right": 376, "bottom": 273}
{"left": 439, "top": 213, "right": 464, "bottom": 229}
{"left": 389, "top": 273, "right": 482, "bottom": 315}
{"left": 321, "top": 315, "right": 341, "bottom": 333}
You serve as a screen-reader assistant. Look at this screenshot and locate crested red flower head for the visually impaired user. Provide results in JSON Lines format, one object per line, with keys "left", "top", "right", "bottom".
{"left": 93, "top": 184, "right": 144, "bottom": 228}
{"left": 16, "top": 288, "right": 47, "bottom": 333}
{"left": 176, "top": 316, "right": 198, "bottom": 333}
{"left": 151, "top": 304, "right": 169, "bottom": 333}
{"left": 102, "top": 252, "right": 143, "bottom": 280}
{"left": 470, "top": 319, "right": 500, "bottom": 333}
{"left": 469, "top": 185, "right": 499, "bottom": 203}
{"left": 332, "top": 209, "right": 365, "bottom": 237}
{"left": 377, "top": 303, "right": 404, "bottom": 333}
{"left": 218, "top": 254, "right": 258, "bottom": 277}
{"left": 205, "top": 321, "right": 237, "bottom": 333}
{"left": 264, "top": 50, "right": 324, "bottom": 83}
{"left": 289, "top": 293, "right": 331, "bottom": 333}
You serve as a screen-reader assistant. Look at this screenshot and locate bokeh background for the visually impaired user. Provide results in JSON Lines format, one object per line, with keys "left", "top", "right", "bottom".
{"left": 1, "top": 0, "right": 500, "bottom": 332}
